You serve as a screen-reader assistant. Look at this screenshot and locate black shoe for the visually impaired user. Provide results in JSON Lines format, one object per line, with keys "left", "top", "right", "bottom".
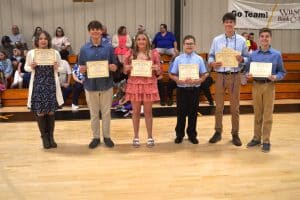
{"left": 247, "top": 139, "right": 261, "bottom": 147}
{"left": 209, "top": 132, "right": 221, "bottom": 143}
{"left": 167, "top": 99, "right": 173, "bottom": 106}
{"left": 104, "top": 138, "right": 115, "bottom": 148}
{"left": 232, "top": 134, "right": 242, "bottom": 146}
{"left": 188, "top": 137, "right": 199, "bottom": 144}
{"left": 160, "top": 101, "right": 166, "bottom": 106}
{"left": 174, "top": 137, "right": 183, "bottom": 144}
{"left": 262, "top": 143, "right": 271, "bottom": 153}
{"left": 89, "top": 138, "right": 100, "bottom": 149}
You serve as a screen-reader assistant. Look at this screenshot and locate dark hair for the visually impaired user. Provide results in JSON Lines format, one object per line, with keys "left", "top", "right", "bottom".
{"left": 259, "top": 28, "right": 272, "bottom": 37}
{"left": 117, "top": 26, "right": 126, "bottom": 35}
{"left": 34, "top": 31, "right": 52, "bottom": 48}
{"left": 222, "top": 12, "right": 236, "bottom": 23}
{"left": 160, "top": 24, "right": 167, "bottom": 30}
{"left": 249, "top": 32, "right": 255, "bottom": 36}
{"left": 55, "top": 27, "right": 65, "bottom": 37}
{"left": 0, "top": 50, "right": 8, "bottom": 59}
{"left": 87, "top": 20, "right": 103, "bottom": 31}
{"left": 33, "top": 26, "right": 42, "bottom": 37}
{"left": 1, "top": 36, "right": 11, "bottom": 45}
{"left": 183, "top": 35, "right": 196, "bottom": 43}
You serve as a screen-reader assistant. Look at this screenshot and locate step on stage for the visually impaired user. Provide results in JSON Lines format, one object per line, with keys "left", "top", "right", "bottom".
{"left": 0, "top": 100, "right": 300, "bottom": 122}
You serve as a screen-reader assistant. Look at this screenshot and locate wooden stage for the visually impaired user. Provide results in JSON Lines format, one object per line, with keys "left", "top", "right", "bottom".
{"left": 1, "top": 112, "right": 300, "bottom": 199}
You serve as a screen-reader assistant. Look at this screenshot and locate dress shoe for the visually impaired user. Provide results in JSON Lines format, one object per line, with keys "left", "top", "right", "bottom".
{"left": 262, "top": 143, "right": 271, "bottom": 153}
{"left": 174, "top": 137, "right": 183, "bottom": 144}
{"left": 167, "top": 99, "right": 174, "bottom": 106}
{"left": 104, "top": 138, "right": 115, "bottom": 148}
{"left": 89, "top": 138, "right": 100, "bottom": 149}
{"left": 160, "top": 100, "right": 166, "bottom": 106}
{"left": 188, "top": 137, "right": 199, "bottom": 144}
{"left": 247, "top": 139, "right": 261, "bottom": 147}
{"left": 209, "top": 132, "right": 221, "bottom": 143}
{"left": 232, "top": 134, "right": 242, "bottom": 146}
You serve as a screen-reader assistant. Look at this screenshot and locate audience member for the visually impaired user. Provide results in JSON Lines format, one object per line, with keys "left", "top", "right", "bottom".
{"left": 0, "top": 50, "right": 13, "bottom": 90}
{"left": 52, "top": 26, "right": 71, "bottom": 58}
{"left": 102, "top": 25, "right": 112, "bottom": 46}
{"left": 112, "top": 26, "right": 132, "bottom": 64}
{"left": 0, "top": 36, "right": 14, "bottom": 58}
{"left": 248, "top": 32, "right": 258, "bottom": 52}
{"left": 32, "top": 27, "right": 43, "bottom": 48}
{"left": 71, "top": 63, "right": 85, "bottom": 110}
{"left": 152, "top": 24, "right": 178, "bottom": 57}
{"left": 9, "top": 25, "right": 27, "bottom": 50}
{"left": 58, "top": 52, "right": 72, "bottom": 103}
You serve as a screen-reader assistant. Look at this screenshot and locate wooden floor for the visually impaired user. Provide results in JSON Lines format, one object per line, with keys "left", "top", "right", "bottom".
{"left": 1, "top": 114, "right": 300, "bottom": 199}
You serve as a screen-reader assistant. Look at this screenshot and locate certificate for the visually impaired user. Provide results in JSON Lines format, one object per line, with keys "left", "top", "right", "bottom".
{"left": 86, "top": 60, "right": 109, "bottom": 78}
{"left": 34, "top": 49, "right": 56, "bottom": 65}
{"left": 131, "top": 60, "right": 152, "bottom": 77}
{"left": 178, "top": 64, "right": 199, "bottom": 80}
{"left": 250, "top": 62, "right": 272, "bottom": 78}
{"left": 216, "top": 47, "right": 241, "bottom": 67}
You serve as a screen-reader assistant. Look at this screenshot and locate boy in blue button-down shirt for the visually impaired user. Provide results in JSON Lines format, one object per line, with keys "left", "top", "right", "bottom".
{"left": 245, "top": 27, "right": 286, "bottom": 153}
{"left": 169, "top": 35, "right": 208, "bottom": 144}
{"left": 78, "top": 20, "right": 118, "bottom": 149}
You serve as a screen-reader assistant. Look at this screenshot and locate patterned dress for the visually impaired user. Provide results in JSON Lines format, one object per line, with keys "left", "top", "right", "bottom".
{"left": 124, "top": 49, "right": 161, "bottom": 102}
{"left": 31, "top": 65, "right": 59, "bottom": 113}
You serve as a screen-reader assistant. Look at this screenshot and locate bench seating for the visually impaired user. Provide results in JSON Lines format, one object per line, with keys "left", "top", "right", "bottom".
{"left": 1, "top": 53, "right": 299, "bottom": 106}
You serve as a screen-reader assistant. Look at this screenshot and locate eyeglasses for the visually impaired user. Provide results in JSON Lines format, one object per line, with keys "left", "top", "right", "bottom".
{"left": 184, "top": 43, "right": 195, "bottom": 46}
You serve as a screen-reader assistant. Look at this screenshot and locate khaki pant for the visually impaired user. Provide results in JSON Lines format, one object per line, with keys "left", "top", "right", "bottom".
{"left": 252, "top": 82, "right": 275, "bottom": 143}
{"left": 85, "top": 88, "right": 113, "bottom": 139}
{"left": 215, "top": 73, "right": 240, "bottom": 134}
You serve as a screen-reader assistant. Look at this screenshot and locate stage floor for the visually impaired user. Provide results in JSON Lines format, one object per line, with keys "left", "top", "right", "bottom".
{"left": 0, "top": 113, "right": 300, "bottom": 199}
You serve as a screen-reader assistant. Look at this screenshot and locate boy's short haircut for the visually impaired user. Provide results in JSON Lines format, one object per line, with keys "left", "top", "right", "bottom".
{"left": 88, "top": 20, "right": 103, "bottom": 31}
{"left": 259, "top": 28, "right": 272, "bottom": 37}
{"left": 222, "top": 12, "right": 236, "bottom": 23}
{"left": 183, "top": 35, "right": 196, "bottom": 43}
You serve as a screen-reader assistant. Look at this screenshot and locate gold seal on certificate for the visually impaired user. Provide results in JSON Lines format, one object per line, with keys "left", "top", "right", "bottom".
{"left": 86, "top": 60, "right": 109, "bottom": 78}
{"left": 250, "top": 62, "right": 272, "bottom": 78}
{"left": 34, "top": 49, "right": 56, "bottom": 65}
{"left": 178, "top": 64, "right": 199, "bottom": 80}
{"left": 216, "top": 47, "right": 241, "bottom": 67}
{"left": 131, "top": 60, "right": 153, "bottom": 77}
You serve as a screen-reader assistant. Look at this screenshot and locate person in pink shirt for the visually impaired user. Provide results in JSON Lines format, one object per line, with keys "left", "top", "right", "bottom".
{"left": 123, "top": 32, "right": 161, "bottom": 148}
{"left": 112, "top": 26, "right": 132, "bottom": 64}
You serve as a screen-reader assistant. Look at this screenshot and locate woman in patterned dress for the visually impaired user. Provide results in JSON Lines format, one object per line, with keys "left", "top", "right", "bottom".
{"left": 123, "top": 33, "right": 161, "bottom": 147}
{"left": 25, "top": 31, "right": 63, "bottom": 149}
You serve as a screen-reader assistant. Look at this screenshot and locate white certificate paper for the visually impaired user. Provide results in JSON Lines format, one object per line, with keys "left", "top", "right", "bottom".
{"left": 179, "top": 64, "right": 199, "bottom": 80}
{"left": 250, "top": 62, "right": 272, "bottom": 78}
{"left": 86, "top": 60, "right": 109, "bottom": 78}
{"left": 131, "top": 60, "right": 152, "bottom": 77}
{"left": 34, "top": 49, "right": 56, "bottom": 65}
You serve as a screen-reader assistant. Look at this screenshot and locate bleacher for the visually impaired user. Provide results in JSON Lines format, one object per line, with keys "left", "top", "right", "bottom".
{"left": 1, "top": 53, "right": 300, "bottom": 107}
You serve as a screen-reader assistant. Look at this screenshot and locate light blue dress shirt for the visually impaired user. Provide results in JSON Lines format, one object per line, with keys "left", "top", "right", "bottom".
{"left": 170, "top": 52, "right": 207, "bottom": 87}
{"left": 208, "top": 33, "right": 249, "bottom": 72}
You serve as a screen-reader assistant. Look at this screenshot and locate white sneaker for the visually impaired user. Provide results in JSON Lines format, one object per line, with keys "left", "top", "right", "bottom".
{"left": 72, "top": 104, "right": 79, "bottom": 110}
